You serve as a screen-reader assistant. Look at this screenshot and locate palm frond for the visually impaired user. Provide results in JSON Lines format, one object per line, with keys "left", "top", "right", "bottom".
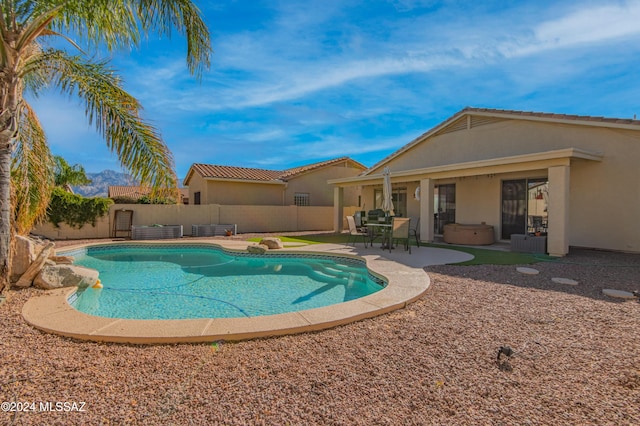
{"left": 39, "top": 0, "right": 211, "bottom": 78}
{"left": 11, "top": 102, "right": 55, "bottom": 235}
{"left": 15, "top": 3, "right": 64, "bottom": 54}
{"left": 34, "top": 0, "right": 141, "bottom": 52}
{"left": 29, "top": 48, "right": 177, "bottom": 190}
{"left": 135, "top": 0, "right": 212, "bottom": 78}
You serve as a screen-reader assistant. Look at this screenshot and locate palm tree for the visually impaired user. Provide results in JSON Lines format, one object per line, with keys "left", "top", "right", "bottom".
{"left": 53, "top": 155, "right": 91, "bottom": 192}
{"left": 0, "top": 0, "right": 212, "bottom": 291}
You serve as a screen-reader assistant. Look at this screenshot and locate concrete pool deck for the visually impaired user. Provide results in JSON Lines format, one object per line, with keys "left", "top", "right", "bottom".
{"left": 22, "top": 240, "right": 473, "bottom": 344}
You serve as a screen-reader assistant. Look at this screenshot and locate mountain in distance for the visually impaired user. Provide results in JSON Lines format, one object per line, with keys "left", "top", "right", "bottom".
{"left": 72, "top": 170, "right": 187, "bottom": 197}
{"left": 73, "top": 170, "right": 138, "bottom": 198}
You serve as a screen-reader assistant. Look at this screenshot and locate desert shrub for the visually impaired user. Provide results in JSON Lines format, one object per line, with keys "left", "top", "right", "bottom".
{"left": 47, "top": 187, "right": 113, "bottom": 228}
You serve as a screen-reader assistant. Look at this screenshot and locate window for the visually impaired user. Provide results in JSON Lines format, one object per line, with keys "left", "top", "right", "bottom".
{"left": 294, "top": 193, "right": 310, "bottom": 206}
{"left": 194, "top": 191, "right": 201, "bottom": 205}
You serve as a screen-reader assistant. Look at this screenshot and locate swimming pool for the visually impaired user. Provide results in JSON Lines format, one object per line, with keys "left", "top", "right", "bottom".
{"left": 66, "top": 244, "right": 385, "bottom": 320}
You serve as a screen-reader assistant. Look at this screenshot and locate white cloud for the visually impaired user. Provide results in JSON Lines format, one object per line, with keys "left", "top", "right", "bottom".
{"left": 174, "top": 53, "right": 459, "bottom": 112}
{"left": 162, "top": 2, "right": 640, "bottom": 113}
{"left": 502, "top": 1, "right": 640, "bottom": 57}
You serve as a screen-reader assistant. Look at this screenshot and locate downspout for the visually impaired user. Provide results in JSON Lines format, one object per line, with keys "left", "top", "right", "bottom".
{"left": 282, "top": 182, "right": 288, "bottom": 206}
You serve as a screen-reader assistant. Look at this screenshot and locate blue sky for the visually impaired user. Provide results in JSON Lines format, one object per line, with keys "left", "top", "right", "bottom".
{"left": 29, "top": 0, "right": 640, "bottom": 179}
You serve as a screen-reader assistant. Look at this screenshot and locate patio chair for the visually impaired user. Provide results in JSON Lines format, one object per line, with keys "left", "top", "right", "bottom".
{"left": 390, "top": 217, "right": 411, "bottom": 254}
{"left": 112, "top": 209, "right": 134, "bottom": 238}
{"left": 346, "top": 215, "right": 368, "bottom": 248}
{"left": 409, "top": 217, "right": 420, "bottom": 247}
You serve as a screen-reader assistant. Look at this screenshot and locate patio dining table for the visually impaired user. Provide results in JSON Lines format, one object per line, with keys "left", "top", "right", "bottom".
{"left": 366, "top": 222, "right": 393, "bottom": 249}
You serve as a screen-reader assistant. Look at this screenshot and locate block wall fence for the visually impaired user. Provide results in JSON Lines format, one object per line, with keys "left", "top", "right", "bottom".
{"left": 33, "top": 204, "right": 360, "bottom": 240}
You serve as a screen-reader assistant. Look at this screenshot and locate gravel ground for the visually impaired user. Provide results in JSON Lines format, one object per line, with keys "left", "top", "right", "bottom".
{"left": 1, "top": 239, "right": 639, "bottom": 425}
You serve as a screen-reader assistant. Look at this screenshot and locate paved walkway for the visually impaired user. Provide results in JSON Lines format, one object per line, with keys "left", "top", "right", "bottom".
{"left": 174, "top": 238, "right": 475, "bottom": 268}
{"left": 285, "top": 242, "right": 474, "bottom": 267}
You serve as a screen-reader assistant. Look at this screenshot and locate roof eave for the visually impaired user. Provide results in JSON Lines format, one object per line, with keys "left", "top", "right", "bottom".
{"left": 329, "top": 148, "right": 603, "bottom": 186}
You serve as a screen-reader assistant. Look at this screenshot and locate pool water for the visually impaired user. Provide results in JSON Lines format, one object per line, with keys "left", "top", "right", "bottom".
{"left": 68, "top": 244, "right": 385, "bottom": 320}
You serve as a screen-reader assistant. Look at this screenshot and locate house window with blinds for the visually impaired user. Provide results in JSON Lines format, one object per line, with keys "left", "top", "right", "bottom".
{"left": 294, "top": 193, "right": 310, "bottom": 206}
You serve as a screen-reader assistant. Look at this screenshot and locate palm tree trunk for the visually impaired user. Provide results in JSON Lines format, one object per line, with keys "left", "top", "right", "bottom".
{"left": 0, "top": 136, "right": 12, "bottom": 292}
{"left": 0, "top": 74, "right": 20, "bottom": 292}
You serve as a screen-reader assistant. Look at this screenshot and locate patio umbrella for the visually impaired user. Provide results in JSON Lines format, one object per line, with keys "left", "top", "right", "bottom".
{"left": 381, "top": 166, "right": 394, "bottom": 216}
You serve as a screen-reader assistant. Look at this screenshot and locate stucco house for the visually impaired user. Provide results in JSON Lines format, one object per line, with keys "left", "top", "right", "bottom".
{"left": 329, "top": 107, "right": 640, "bottom": 256}
{"left": 184, "top": 157, "right": 366, "bottom": 207}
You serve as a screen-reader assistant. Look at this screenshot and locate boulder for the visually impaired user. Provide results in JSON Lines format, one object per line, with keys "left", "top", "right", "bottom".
{"left": 34, "top": 265, "right": 99, "bottom": 290}
{"left": 14, "top": 242, "right": 55, "bottom": 288}
{"left": 259, "top": 237, "right": 283, "bottom": 249}
{"left": 48, "top": 255, "right": 75, "bottom": 265}
{"left": 247, "top": 244, "right": 269, "bottom": 254}
{"left": 10, "top": 235, "right": 49, "bottom": 283}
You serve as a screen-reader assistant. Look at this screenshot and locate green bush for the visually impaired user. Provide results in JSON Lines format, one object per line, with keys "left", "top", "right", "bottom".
{"left": 47, "top": 187, "right": 113, "bottom": 228}
{"left": 111, "top": 196, "right": 138, "bottom": 204}
{"left": 137, "top": 194, "right": 176, "bottom": 204}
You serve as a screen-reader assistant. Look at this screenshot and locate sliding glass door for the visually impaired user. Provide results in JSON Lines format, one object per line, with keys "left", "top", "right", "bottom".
{"left": 501, "top": 178, "right": 548, "bottom": 239}
{"left": 501, "top": 180, "right": 526, "bottom": 239}
{"left": 435, "top": 184, "right": 456, "bottom": 234}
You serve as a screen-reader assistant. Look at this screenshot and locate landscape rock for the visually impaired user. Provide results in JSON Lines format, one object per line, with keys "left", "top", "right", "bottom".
{"left": 14, "top": 242, "right": 55, "bottom": 287}
{"left": 49, "top": 255, "right": 75, "bottom": 265}
{"left": 247, "top": 244, "right": 269, "bottom": 254}
{"left": 10, "top": 235, "right": 49, "bottom": 282}
{"left": 34, "top": 265, "right": 99, "bottom": 290}
{"left": 259, "top": 237, "right": 284, "bottom": 249}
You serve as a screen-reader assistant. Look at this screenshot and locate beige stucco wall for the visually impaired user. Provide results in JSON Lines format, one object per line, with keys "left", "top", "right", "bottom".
{"left": 361, "top": 118, "right": 640, "bottom": 252}
{"left": 371, "top": 120, "right": 627, "bottom": 173}
{"left": 285, "top": 164, "right": 363, "bottom": 206}
{"left": 33, "top": 204, "right": 359, "bottom": 240}
{"left": 205, "top": 180, "right": 286, "bottom": 205}
{"left": 185, "top": 173, "right": 208, "bottom": 204}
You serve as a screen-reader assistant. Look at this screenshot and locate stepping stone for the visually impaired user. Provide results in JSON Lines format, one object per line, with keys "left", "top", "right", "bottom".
{"left": 552, "top": 277, "right": 579, "bottom": 286}
{"left": 602, "top": 289, "right": 636, "bottom": 299}
{"left": 516, "top": 267, "right": 539, "bottom": 275}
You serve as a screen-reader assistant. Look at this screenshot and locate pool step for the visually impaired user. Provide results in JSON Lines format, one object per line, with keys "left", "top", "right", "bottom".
{"left": 307, "top": 263, "right": 368, "bottom": 285}
{"left": 325, "top": 263, "right": 365, "bottom": 274}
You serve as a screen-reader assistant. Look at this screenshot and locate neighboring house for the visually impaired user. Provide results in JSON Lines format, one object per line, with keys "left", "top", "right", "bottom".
{"left": 108, "top": 186, "right": 190, "bottom": 204}
{"left": 183, "top": 157, "right": 366, "bottom": 207}
{"left": 329, "top": 107, "right": 640, "bottom": 256}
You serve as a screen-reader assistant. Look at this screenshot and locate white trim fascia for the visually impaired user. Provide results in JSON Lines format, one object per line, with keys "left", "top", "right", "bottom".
{"left": 329, "top": 148, "right": 603, "bottom": 186}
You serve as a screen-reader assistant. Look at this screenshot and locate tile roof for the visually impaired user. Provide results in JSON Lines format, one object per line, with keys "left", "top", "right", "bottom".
{"left": 279, "top": 157, "right": 366, "bottom": 179}
{"left": 108, "top": 186, "right": 150, "bottom": 199}
{"left": 108, "top": 186, "right": 188, "bottom": 200}
{"left": 190, "top": 164, "right": 283, "bottom": 182}
{"left": 189, "top": 157, "right": 366, "bottom": 183}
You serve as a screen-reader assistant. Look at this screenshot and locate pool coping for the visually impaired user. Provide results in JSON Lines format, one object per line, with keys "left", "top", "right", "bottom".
{"left": 22, "top": 240, "right": 430, "bottom": 344}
